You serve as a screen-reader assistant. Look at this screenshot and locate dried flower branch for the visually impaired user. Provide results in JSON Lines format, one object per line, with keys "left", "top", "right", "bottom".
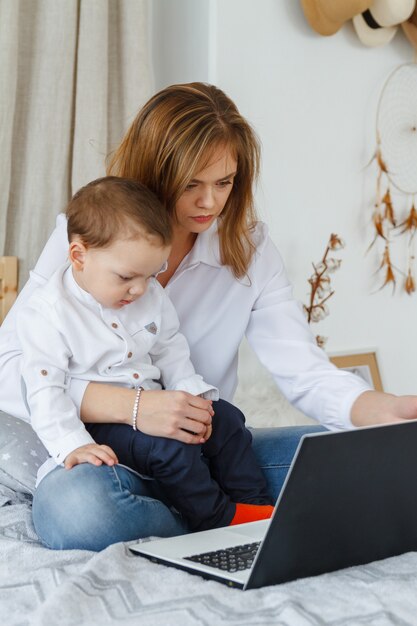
{"left": 315, "top": 335, "right": 327, "bottom": 349}
{"left": 304, "top": 234, "right": 345, "bottom": 347}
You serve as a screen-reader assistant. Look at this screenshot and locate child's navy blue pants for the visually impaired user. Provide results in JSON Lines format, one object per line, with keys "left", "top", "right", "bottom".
{"left": 86, "top": 399, "right": 272, "bottom": 531}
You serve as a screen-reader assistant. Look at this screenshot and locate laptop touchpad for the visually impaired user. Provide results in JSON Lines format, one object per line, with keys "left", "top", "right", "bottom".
{"left": 232, "top": 519, "right": 270, "bottom": 540}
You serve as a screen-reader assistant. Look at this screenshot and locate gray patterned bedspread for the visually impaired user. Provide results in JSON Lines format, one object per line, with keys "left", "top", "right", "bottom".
{"left": 2, "top": 484, "right": 417, "bottom": 626}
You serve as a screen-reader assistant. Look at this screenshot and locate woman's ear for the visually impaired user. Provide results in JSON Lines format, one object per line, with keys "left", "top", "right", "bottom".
{"left": 69, "top": 239, "right": 87, "bottom": 271}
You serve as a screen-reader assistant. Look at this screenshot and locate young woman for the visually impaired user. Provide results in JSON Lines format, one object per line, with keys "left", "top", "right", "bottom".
{"left": 1, "top": 83, "right": 416, "bottom": 551}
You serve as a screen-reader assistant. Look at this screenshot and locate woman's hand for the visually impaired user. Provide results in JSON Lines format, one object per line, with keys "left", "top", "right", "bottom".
{"left": 64, "top": 443, "right": 118, "bottom": 470}
{"left": 137, "top": 390, "right": 214, "bottom": 444}
{"left": 351, "top": 390, "right": 417, "bottom": 427}
{"left": 80, "top": 384, "right": 213, "bottom": 443}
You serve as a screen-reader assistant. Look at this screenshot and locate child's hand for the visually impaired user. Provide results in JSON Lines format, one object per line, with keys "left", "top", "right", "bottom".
{"left": 64, "top": 444, "right": 118, "bottom": 469}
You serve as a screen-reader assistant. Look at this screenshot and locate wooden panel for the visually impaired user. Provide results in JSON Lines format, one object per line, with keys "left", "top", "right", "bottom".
{"left": 0, "top": 256, "right": 18, "bottom": 324}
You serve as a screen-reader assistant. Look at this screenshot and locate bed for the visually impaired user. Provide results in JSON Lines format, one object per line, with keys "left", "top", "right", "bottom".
{"left": 4, "top": 483, "right": 417, "bottom": 625}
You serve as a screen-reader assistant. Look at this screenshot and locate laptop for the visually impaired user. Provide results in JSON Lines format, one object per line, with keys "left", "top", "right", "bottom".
{"left": 130, "top": 420, "right": 417, "bottom": 590}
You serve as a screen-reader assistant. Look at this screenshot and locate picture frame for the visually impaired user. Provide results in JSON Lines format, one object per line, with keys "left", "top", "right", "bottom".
{"left": 329, "top": 351, "right": 383, "bottom": 392}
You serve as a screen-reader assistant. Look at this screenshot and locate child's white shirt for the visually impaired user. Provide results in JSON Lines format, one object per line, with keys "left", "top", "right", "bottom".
{"left": 16, "top": 262, "right": 218, "bottom": 472}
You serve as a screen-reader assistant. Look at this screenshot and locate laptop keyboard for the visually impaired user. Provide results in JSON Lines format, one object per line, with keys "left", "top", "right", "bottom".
{"left": 184, "top": 541, "right": 261, "bottom": 572}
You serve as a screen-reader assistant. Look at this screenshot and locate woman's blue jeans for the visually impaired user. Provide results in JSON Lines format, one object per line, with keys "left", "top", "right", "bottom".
{"left": 32, "top": 425, "right": 325, "bottom": 551}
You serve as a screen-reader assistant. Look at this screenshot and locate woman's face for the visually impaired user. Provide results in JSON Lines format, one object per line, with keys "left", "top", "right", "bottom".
{"left": 174, "top": 146, "right": 237, "bottom": 238}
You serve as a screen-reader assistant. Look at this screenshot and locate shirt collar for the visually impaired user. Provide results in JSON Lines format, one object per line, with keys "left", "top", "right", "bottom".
{"left": 180, "top": 219, "right": 222, "bottom": 270}
{"left": 62, "top": 262, "right": 102, "bottom": 311}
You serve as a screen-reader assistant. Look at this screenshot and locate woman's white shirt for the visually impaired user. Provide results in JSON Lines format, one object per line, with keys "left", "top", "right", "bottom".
{"left": 0, "top": 214, "right": 370, "bottom": 430}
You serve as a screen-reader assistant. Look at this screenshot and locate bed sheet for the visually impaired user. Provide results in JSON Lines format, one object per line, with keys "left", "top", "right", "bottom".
{"left": 2, "top": 483, "right": 417, "bottom": 626}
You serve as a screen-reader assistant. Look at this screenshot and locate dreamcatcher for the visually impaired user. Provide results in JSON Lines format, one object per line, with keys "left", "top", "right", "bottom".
{"left": 371, "top": 62, "right": 417, "bottom": 294}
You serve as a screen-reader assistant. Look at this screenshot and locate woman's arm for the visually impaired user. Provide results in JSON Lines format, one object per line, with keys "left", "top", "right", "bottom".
{"left": 351, "top": 390, "right": 417, "bottom": 426}
{"left": 0, "top": 215, "right": 69, "bottom": 419}
{"left": 80, "top": 383, "right": 213, "bottom": 444}
{"left": 245, "top": 231, "right": 370, "bottom": 430}
{"left": 2, "top": 214, "right": 69, "bottom": 332}
{"left": 247, "top": 231, "right": 417, "bottom": 430}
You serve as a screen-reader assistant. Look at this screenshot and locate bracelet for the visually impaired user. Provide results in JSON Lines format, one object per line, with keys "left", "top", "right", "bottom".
{"left": 132, "top": 387, "right": 143, "bottom": 431}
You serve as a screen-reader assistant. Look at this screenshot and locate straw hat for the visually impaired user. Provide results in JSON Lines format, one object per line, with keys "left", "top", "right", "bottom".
{"left": 353, "top": 0, "right": 415, "bottom": 47}
{"left": 301, "top": 0, "right": 373, "bottom": 36}
{"left": 402, "top": 5, "right": 417, "bottom": 53}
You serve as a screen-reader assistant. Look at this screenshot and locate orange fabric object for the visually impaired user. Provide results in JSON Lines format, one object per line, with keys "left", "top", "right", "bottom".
{"left": 229, "top": 503, "right": 274, "bottom": 526}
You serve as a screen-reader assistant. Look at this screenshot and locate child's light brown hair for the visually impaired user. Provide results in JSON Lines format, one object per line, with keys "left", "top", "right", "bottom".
{"left": 66, "top": 176, "right": 172, "bottom": 248}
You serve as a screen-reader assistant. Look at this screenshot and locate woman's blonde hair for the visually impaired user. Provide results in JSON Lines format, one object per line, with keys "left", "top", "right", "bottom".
{"left": 107, "top": 82, "right": 260, "bottom": 278}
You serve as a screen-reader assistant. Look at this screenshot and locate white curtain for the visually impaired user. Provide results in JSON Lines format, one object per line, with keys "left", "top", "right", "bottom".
{"left": 0, "top": 0, "right": 152, "bottom": 287}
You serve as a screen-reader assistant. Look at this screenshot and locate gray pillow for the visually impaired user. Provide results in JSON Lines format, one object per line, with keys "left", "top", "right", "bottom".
{"left": 0, "top": 411, "right": 49, "bottom": 495}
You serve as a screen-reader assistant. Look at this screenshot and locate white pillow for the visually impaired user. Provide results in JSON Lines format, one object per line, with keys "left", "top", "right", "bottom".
{"left": 0, "top": 412, "right": 49, "bottom": 495}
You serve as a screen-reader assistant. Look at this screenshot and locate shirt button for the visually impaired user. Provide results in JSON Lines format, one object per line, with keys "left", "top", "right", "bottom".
{"left": 127, "top": 352, "right": 133, "bottom": 358}
{"left": 133, "top": 373, "right": 139, "bottom": 380}
{"left": 111, "top": 322, "right": 118, "bottom": 329}
{"left": 40, "top": 369, "right": 48, "bottom": 376}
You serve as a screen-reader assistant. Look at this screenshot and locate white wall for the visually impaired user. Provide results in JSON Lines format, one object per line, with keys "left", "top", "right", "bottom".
{"left": 151, "top": 0, "right": 214, "bottom": 87}
{"left": 152, "top": 0, "right": 417, "bottom": 396}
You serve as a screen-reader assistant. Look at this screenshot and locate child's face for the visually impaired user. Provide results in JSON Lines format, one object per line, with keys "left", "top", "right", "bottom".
{"left": 70, "top": 236, "right": 170, "bottom": 309}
